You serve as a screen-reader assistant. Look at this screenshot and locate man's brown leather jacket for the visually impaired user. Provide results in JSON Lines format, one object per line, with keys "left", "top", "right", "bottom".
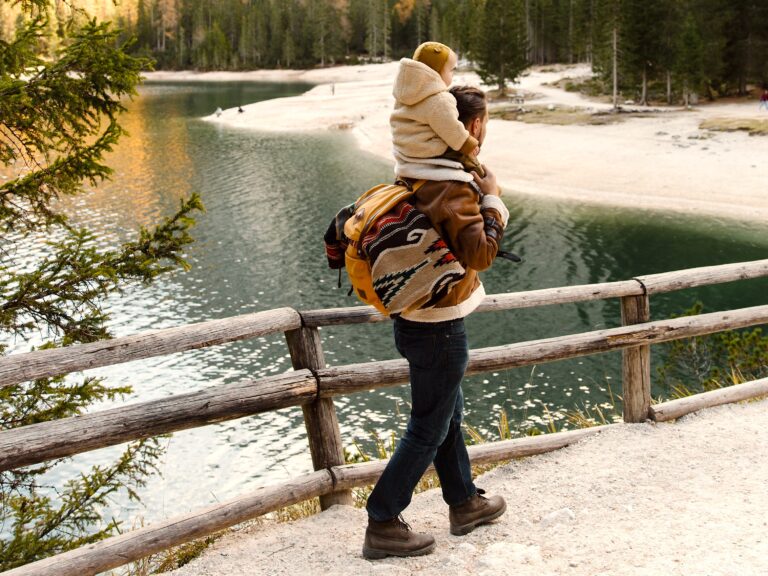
{"left": 401, "top": 178, "right": 506, "bottom": 321}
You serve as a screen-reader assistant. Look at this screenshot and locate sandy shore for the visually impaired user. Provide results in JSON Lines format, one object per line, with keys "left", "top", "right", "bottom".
{"left": 169, "top": 397, "right": 768, "bottom": 576}
{"left": 158, "top": 62, "right": 768, "bottom": 223}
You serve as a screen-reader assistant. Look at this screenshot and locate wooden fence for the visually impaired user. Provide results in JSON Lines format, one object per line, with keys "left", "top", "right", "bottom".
{"left": 2, "top": 259, "right": 768, "bottom": 575}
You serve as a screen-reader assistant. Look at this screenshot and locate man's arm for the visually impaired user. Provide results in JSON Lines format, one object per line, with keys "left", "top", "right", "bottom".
{"left": 441, "top": 168, "right": 509, "bottom": 271}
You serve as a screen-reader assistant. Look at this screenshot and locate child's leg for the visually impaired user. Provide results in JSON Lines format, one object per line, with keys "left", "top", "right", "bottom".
{"left": 440, "top": 149, "right": 485, "bottom": 177}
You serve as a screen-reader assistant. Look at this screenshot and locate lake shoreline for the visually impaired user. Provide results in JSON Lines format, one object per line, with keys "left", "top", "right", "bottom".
{"left": 153, "top": 62, "right": 768, "bottom": 224}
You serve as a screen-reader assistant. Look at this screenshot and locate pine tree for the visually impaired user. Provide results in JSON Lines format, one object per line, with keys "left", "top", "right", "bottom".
{"left": 722, "top": 0, "right": 768, "bottom": 95}
{"left": 0, "top": 0, "right": 202, "bottom": 568}
{"left": 620, "top": 0, "right": 666, "bottom": 104}
{"left": 136, "top": 0, "right": 153, "bottom": 54}
{"left": 591, "top": 0, "right": 622, "bottom": 107}
{"left": 676, "top": 12, "right": 705, "bottom": 106}
{"left": 473, "top": 0, "right": 528, "bottom": 93}
{"left": 658, "top": 1, "right": 683, "bottom": 104}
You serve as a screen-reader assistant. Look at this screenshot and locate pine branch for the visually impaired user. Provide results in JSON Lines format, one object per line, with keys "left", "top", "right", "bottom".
{"left": 0, "top": 193, "right": 202, "bottom": 344}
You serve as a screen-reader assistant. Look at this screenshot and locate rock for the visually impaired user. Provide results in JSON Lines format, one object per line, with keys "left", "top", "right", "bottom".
{"left": 458, "top": 542, "right": 478, "bottom": 554}
{"left": 540, "top": 507, "right": 576, "bottom": 528}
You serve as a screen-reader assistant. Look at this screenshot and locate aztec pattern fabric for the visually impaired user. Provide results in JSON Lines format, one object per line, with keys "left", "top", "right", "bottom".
{"left": 362, "top": 201, "right": 465, "bottom": 315}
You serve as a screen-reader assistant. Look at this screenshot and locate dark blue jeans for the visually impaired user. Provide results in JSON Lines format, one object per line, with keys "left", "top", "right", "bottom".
{"left": 366, "top": 317, "right": 477, "bottom": 521}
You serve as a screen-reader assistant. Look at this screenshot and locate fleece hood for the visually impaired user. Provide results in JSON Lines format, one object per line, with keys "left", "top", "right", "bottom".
{"left": 392, "top": 58, "right": 447, "bottom": 106}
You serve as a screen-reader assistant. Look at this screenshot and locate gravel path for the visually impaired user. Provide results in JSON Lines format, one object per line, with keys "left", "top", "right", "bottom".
{"left": 169, "top": 397, "right": 768, "bottom": 576}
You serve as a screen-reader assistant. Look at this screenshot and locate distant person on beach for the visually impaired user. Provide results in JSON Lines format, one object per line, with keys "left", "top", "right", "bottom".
{"left": 760, "top": 89, "right": 768, "bottom": 111}
{"left": 390, "top": 41, "right": 484, "bottom": 176}
{"left": 363, "top": 85, "right": 508, "bottom": 560}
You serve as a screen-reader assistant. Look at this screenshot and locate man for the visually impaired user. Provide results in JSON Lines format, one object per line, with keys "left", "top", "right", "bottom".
{"left": 363, "top": 85, "right": 508, "bottom": 560}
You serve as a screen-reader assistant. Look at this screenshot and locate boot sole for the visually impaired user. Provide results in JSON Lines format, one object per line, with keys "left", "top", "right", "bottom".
{"left": 362, "top": 540, "right": 436, "bottom": 560}
{"left": 450, "top": 500, "right": 507, "bottom": 536}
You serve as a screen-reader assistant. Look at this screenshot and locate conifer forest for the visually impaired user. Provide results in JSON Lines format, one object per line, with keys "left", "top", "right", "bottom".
{"left": 1, "top": 1, "right": 767, "bottom": 99}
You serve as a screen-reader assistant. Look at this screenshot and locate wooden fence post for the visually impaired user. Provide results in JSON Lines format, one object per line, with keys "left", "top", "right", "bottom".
{"left": 285, "top": 326, "right": 353, "bottom": 509}
{"left": 620, "top": 292, "right": 651, "bottom": 423}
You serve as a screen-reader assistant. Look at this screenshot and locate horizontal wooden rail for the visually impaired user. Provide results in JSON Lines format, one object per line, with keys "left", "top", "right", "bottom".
{"left": 303, "top": 259, "right": 768, "bottom": 327}
{"left": 301, "top": 306, "right": 386, "bottom": 327}
{"left": 0, "top": 371, "right": 317, "bottom": 472}
{"left": 2, "top": 470, "right": 335, "bottom": 576}
{"left": 474, "top": 280, "right": 643, "bottom": 313}
{"left": 301, "top": 280, "right": 644, "bottom": 327}
{"left": 0, "top": 308, "right": 302, "bottom": 389}
{"left": 650, "top": 377, "right": 768, "bottom": 422}
{"left": 638, "top": 259, "right": 768, "bottom": 295}
{"left": 3, "top": 425, "right": 613, "bottom": 576}
{"left": 317, "top": 305, "right": 768, "bottom": 396}
{"left": 332, "top": 426, "right": 612, "bottom": 490}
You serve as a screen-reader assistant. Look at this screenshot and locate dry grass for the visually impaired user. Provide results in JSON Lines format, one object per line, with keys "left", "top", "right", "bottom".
{"left": 700, "top": 117, "right": 768, "bottom": 135}
{"left": 490, "top": 104, "right": 634, "bottom": 126}
{"left": 114, "top": 526, "right": 223, "bottom": 575}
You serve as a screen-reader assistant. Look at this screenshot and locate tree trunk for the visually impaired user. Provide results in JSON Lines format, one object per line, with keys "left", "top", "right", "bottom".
{"left": 641, "top": 66, "right": 648, "bottom": 105}
{"left": 667, "top": 70, "right": 672, "bottom": 105}
{"left": 612, "top": 26, "right": 618, "bottom": 109}
{"left": 569, "top": 0, "right": 574, "bottom": 63}
{"left": 382, "top": 0, "right": 389, "bottom": 60}
{"left": 525, "top": 0, "right": 533, "bottom": 62}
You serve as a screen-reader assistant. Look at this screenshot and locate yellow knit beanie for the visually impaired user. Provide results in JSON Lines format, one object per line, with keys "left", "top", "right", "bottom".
{"left": 413, "top": 41, "right": 451, "bottom": 74}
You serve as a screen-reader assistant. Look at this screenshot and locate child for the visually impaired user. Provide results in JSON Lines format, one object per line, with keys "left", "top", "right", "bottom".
{"left": 390, "top": 41, "right": 484, "bottom": 177}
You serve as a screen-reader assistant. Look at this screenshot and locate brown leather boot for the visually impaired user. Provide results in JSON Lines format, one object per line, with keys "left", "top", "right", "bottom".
{"left": 449, "top": 489, "right": 507, "bottom": 536}
{"left": 362, "top": 516, "right": 436, "bottom": 559}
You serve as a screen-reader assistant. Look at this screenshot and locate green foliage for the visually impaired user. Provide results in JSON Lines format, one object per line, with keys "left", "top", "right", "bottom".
{"left": 0, "top": 437, "right": 163, "bottom": 571}
{"left": 591, "top": 0, "right": 768, "bottom": 103}
{"left": 658, "top": 302, "right": 768, "bottom": 397}
{"left": 676, "top": 13, "right": 705, "bottom": 105}
{"left": 473, "top": 0, "right": 528, "bottom": 92}
{"left": 0, "top": 0, "right": 203, "bottom": 569}
{"left": 619, "top": 0, "right": 667, "bottom": 103}
{"left": 5, "top": 1, "right": 767, "bottom": 99}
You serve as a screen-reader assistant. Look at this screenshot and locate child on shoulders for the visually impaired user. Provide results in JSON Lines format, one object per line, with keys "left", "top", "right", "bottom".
{"left": 391, "top": 41, "right": 484, "bottom": 177}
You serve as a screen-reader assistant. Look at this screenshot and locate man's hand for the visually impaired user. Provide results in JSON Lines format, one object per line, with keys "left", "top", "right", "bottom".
{"left": 473, "top": 165, "right": 500, "bottom": 197}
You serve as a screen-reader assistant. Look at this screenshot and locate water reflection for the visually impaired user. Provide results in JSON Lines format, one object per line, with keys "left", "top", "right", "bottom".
{"left": 6, "top": 81, "right": 767, "bottom": 527}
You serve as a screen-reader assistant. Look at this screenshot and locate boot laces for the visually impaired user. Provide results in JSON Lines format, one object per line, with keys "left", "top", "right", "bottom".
{"left": 396, "top": 514, "right": 412, "bottom": 531}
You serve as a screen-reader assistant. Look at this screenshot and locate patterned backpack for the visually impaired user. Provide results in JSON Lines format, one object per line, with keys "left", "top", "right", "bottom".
{"left": 324, "top": 179, "right": 465, "bottom": 316}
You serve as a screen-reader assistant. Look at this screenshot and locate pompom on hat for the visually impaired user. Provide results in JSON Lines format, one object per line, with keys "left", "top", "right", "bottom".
{"left": 413, "top": 41, "right": 451, "bottom": 74}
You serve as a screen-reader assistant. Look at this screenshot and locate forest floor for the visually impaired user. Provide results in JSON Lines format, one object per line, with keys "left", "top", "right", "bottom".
{"left": 146, "top": 61, "right": 768, "bottom": 223}
{"left": 167, "top": 396, "right": 768, "bottom": 576}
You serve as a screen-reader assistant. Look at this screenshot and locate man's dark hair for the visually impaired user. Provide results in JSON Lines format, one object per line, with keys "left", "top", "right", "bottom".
{"left": 450, "top": 86, "right": 487, "bottom": 125}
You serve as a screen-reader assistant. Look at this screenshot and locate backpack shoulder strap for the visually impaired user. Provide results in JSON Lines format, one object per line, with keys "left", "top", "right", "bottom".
{"left": 394, "top": 178, "right": 427, "bottom": 193}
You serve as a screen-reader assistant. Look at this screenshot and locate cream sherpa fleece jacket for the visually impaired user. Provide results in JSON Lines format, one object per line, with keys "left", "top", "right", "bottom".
{"left": 390, "top": 58, "right": 478, "bottom": 160}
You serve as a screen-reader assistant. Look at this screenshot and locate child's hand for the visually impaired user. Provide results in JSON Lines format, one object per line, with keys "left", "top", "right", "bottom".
{"left": 473, "top": 165, "right": 500, "bottom": 196}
